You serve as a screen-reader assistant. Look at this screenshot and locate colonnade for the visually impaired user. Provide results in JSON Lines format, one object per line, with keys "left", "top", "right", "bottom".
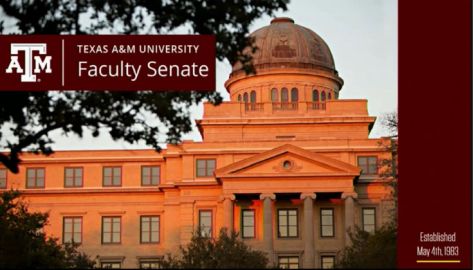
{"left": 221, "top": 192, "right": 357, "bottom": 268}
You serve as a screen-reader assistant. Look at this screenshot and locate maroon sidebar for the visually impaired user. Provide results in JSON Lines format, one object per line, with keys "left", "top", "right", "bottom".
{"left": 398, "top": 0, "right": 471, "bottom": 269}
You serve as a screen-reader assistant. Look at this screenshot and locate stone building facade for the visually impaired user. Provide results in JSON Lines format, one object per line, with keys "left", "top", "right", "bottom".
{"left": 0, "top": 18, "right": 394, "bottom": 269}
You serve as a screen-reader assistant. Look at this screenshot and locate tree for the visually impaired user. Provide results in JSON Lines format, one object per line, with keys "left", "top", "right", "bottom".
{"left": 335, "top": 223, "right": 397, "bottom": 269}
{"left": 0, "top": 190, "right": 96, "bottom": 268}
{"left": 158, "top": 228, "right": 269, "bottom": 269}
{"left": 0, "top": 0, "right": 289, "bottom": 173}
{"left": 379, "top": 111, "right": 398, "bottom": 222}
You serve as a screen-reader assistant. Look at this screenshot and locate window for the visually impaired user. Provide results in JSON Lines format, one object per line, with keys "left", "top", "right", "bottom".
{"left": 278, "top": 256, "right": 299, "bottom": 269}
{"left": 362, "top": 208, "right": 376, "bottom": 232}
{"left": 243, "top": 92, "right": 248, "bottom": 103}
{"left": 237, "top": 94, "right": 241, "bottom": 102}
{"left": 196, "top": 159, "right": 215, "bottom": 177}
{"left": 141, "top": 216, "right": 160, "bottom": 243}
{"left": 271, "top": 88, "right": 279, "bottom": 102}
{"left": 64, "top": 167, "right": 83, "bottom": 187}
{"left": 141, "top": 166, "right": 160, "bottom": 186}
{"left": 328, "top": 92, "right": 332, "bottom": 100}
{"left": 102, "top": 217, "right": 121, "bottom": 244}
{"left": 0, "top": 168, "right": 6, "bottom": 189}
{"left": 101, "top": 262, "right": 121, "bottom": 269}
{"left": 321, "top": 256, "right": 335, "bottom": 269}
{"left": 26, "top": 168, "right": 45, "bottom": 188}
{"left": 103, "top": 167, "right": 121, "bottom": 186}
{"left": 312, "top": 89, "right": 319, "bottom": 101}
{"left": 63, "top": 217, "right": 82, "bottom": 243}
{"left": 283, "top": 160, "right": 293, "bottom": 170}
{"left": 278, "top": 209, "right": 298, "bottom": 238}
{"left": 199, "top": 210, "right": 212, "bottom": 237}
{"left": 241, "top": 209, "right": 255, "bottom": 238}
{"left": 281, "top": 88, "right": 289, "bottom": 102}
{"left": 140, "top": 261, "right": 161, "bottom": 269}
{"left": 250, "top": 90, "right": 256, "bottom": 103}
{"left": 357, "top": 156, "right": 378, "bottom": 175}
{"left": 321, "top": 91, "right": 326, "bottom": 101}
{"left": 290, "top": 88, "right": 298, "bottom": 102}
{"left": 320, "top": 208, "right": 334, "bottom": 237}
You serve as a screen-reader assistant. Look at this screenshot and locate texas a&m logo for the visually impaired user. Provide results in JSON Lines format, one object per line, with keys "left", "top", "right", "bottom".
{"left": 5, "top": 43, "right": 52, "bottom": 82}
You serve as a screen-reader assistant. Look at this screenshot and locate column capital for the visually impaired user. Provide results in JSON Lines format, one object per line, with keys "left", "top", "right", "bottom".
{"left": 259, "top": 193, "right": 276, "bottom": 200}
{"left": 341, "top": 192, "right": 358, "bottom": 200}
{"left": 219, "top": 194, "right": 236, "bottom": 202}
{"left": 300, "top": 192, "right": 316, "bottom": 200}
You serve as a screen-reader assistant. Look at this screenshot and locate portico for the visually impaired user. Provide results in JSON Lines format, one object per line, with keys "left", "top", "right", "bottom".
{"left": 214, "top": 144, "right": 361, "bottom": 268}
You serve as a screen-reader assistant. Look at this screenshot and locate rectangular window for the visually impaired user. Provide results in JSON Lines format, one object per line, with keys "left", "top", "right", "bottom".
{"left": 141, "top": 216, "right": 160, "bottom": 243}
{"left": 278, "top": 209, "right": 298, "bottom": 238}
{"left": 199, "top": 210, "right": 212, "bottom": 237}
{"left": 101, "top": 262, "right": 121, "bottom": 269}
{"left": 103, "top": 167, "right": 121, "bottom": 187}
{"left": 0, "top": 168, "right": 6, "bottom": 189}
{"left": 278, "top": 256, "right": 299, "bottom": 269}
{"left": 320, "top": 208, "right": 334, "bottom": 237}
{"left": 64, "top": 167, "right": 83, "bottom": 187}
{"left": 141, "top": 166, "right": 160, "bottom": 186}
{"left": 102, "top": 217, "right": 121, "bottom": 244}
{"left": 196, "top": 159, "right": 216, "bottom": 177}
{"left": 357, "top": 156, "right": 378, "bottom": 175}
{"left": 139, "top": 261, "right": 161, "bottom": 269}
{"left": 63, "top": 217, "right": 82, "bottom": 244}
{"left": 241, "top": 209, "right": 255, "bottom": 238}
{"left": 362, "top": 208, "right": 376, "bottom": 232}
{"left": 26, "top": 168, "right": 45, "bottom": 188}
{"left": 321, "top": 256, "right": 335, "bottom": 269}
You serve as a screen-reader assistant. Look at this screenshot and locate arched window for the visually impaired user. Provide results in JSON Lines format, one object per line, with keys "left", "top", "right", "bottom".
{"left": 243, "top": 92, "right": 248, "bottom": 103}
{"left": 291, "top": 88, "right": 298, "bottom": 102}
{"left": 271, "top": 88, "right": 279, "bottom": 102}
{"left": 237, "top": 94, "right": 241, "bottom": 102}
{"left": 250, "top": 91, "right": 256, "bottom": 103}
{"left": 312, "top": 90, "right": 319, "bottom": 102}
{"left": 328, "top": 92, "right": 332, "bottom": 100}
{"left": 321, "top": 91, "right": 326, "bottom": 102}
{"left": 281, "top": 88, "right": 289, "bottom": 102}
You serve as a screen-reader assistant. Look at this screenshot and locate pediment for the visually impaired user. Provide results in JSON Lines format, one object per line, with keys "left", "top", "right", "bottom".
{"left": 215, "top": 144, "right": 361, "bottom": 178}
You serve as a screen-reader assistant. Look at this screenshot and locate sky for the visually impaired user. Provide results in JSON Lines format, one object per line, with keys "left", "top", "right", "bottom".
{"left": 4, "top": 0, "right": 398, "bottom": 150}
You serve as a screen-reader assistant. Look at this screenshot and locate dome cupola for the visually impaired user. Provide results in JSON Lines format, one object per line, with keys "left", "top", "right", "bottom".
{"left": 225, "top": 18, "right": 343, "bottom": 103}
{"left": 231, "top": 17, "right": 337, "bottom": 77}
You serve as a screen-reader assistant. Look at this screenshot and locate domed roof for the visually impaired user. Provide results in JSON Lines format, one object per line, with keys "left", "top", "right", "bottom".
{"left": 231, "top": 17, "right": 337, "bottom": 77}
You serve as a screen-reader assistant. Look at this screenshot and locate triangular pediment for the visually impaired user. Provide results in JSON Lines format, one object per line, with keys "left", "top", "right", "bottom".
{"left": 215, "top": 144, "right": 361, "bottom": 178}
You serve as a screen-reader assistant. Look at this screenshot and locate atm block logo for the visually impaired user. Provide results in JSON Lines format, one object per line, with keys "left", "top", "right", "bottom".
{"left": 5, "top": 43, "right": 52, "bottom": 82}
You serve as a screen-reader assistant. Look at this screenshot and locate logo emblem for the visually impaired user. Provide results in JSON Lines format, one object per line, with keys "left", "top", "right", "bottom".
{"left": 5, "top": 43, "right": 52, "bottom": 82}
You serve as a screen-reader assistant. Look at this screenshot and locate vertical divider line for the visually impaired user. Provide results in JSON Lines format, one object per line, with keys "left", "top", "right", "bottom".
{"left": 62, "top": 39, "right": 64, "bottom": 87}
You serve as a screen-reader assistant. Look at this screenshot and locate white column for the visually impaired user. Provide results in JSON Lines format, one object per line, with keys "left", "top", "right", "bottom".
{"left": 260, "top": 193, "right": 276, "bottom": 266}
{"left": 342, "top": 192, "right": 358, "bottom": 246}
{"left": 301, "top": 192, "right": 316, "bottom": 268}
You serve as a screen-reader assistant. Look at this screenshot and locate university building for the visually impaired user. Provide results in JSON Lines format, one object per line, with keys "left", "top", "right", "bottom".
{"left": 0, "top": 18, "right": 394, "bottom": 269}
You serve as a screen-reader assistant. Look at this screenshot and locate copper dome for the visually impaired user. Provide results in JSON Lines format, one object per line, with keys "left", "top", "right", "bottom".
{"left": 231, "top": 17, "right": 337, "bottom": 77}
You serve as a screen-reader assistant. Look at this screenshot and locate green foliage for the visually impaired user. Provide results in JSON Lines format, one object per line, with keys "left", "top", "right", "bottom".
{"left": 0, "top": 0, "right": 289, "bottom": 173}
{"left": 336, "top": 223, "right": 397, "bottom": 269}
{"left": 0, "top": 190, "right": 95, "bottom": 268}
{"left": 158, "top": 228, "right": 268, "bottom": 269}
